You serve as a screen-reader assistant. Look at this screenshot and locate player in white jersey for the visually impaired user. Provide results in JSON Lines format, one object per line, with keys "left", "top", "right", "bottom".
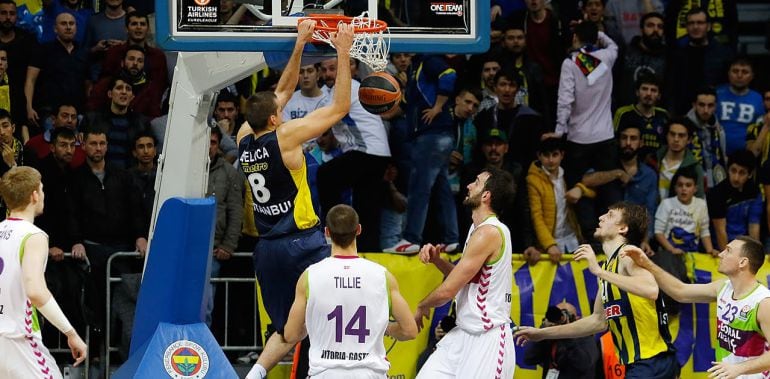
{"left": 414, "top": 167, "right": 517, "bottom": 378}
{"left": 625, "top": 236, "right": 770, "bottom": 379}
{"left": 249, "top": 204, "right": 417, "bottom": 379}
{"left": 0, "top": 167, "right": 87, "bottom": 378}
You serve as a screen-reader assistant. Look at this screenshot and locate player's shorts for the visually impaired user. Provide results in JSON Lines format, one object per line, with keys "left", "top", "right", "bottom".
{"left": 625, "top": 351, "right": 679, "bottom": 379}
{"left": 310, "top": 368, "right": 386, "bottom": 378}
{"left": 253, "top": 226, "right": 330, "bottom": 333}
{"left": 416, "top": 323, "right": 515, "bottom": 379}
{"left": 0, "top": 335, "right": 62, "bottom": 379}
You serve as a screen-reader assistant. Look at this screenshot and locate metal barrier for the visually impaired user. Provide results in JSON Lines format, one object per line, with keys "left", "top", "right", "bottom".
{"left": 104, "top": 252, "right": 261, "bottom": 378}
{"left": 44, "top": 253, "right": 91, "bottom": 378}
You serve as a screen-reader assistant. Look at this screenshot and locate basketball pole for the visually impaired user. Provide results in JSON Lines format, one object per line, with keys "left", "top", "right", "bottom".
{"left": 146, "top": 51, "right": 268, "bottom": 265}
{"left": 112, "top": 52, "right": 267, "bottom": 378}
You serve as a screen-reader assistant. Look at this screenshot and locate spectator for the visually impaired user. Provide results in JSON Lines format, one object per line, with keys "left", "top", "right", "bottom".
{"left": 282, "top": 63, "right": 325, "bottom": 127}
{"left": 87, "top": 45, "right": 165, "bottom": 118}
{"left": 548, "top": 22, "right": 618, "bottom": 189}
{"left": 462, "top": 127, "right": 539, "bottom": 263}
{"left": 0, "top": 108, "right": 21, "bottom": 219}
{"left": 84, "top": 0, "right": 126, "bottom": 80}
{"left": 204, "top": 126, "right": 243, "bottom": 325}
{"left": 522, "top": 302, "right": 599, "bottom": 378}
{"left": 656, "top": 117, "right": 705, "bottom": 200}
{"left": 81, "top": 75, "right": 148, "bottom": 169}
{"left": 0, "top": 47, "right": 27, "bottom": 142}
{"left": 214, "top": 90, "right": 244, "bottom": 138}
{"left": 384, "top": 54, "right": 457, "bottom": 254}
{"left": 33, "top": 127, "right": 77, "bottom": 260}
{"left": 25, "top": 12, "right": 88, "bottom": 132}
{"left": 67, "top": 129, "right": 146, "bottom": 345}
{"left": 316, "top": 56, "right": 391, "bottom": 248}
{"left": 102, "top": 11, "right": 168, "bottom": 91}
{"left": 0, "top": 0, "right": 40, "bottom": 136}
{"left": 128, "top": 129, "right": 156, "bottom": 233}
{"left": 510, "top": 0, "right": 563, "bottom": 103}
{"left": 665, "top": 0, "right": 738, "bottom": 48}
{"left": 613, "top": 73, "right": 668, "bottom": 165}
{"left": 477, "top": 54, "right": 501, "bottom": 112}
{"left": 746, "top": 88, "right": 770, "bottom": 165}
{"left": 603, "top": 0, "right": 663, "bottom": 47}
{"left": 499, "top": 23, "right": 549, "bottom": 122}
{"left": 717, "top": 57, "right": 765, "bottom": 155}
{"left": 707, "top": 150, "right": 761, "bottom": 250}
{"left": 615, "top": 12, "right": 666, "bottom": 107}
{"left": 40, "top": 0, "right": 92, "bottom": 45}
{"left": 687, "top": 86, "right": 728, "bottom": 188}
{"left": 448, "top": 88, "right": 482, "bottom": 195}
{"left": 580, "top": 0, "right": 606, "bottom": 31}
{"left": 527, "top": 137, "right": 582, "bottom": 263}
{"left": 655, "top": 166, "right": 716, "bottom": 255}
{"left": 582, "top": 123, "right": 658, "bottom": 254}
{"left": 475, "top": 70, "right": 545, "bottom": 170}
{"left": 666, "top": 7, "right": 733, "bottom": 115}
{"left": 23, "top": 103, "right": 85, "bottom": 168}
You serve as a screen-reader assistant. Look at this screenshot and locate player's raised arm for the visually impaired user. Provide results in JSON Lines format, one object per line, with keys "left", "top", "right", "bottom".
{"left": 282, "top": 271, "right": 310, "bottom": 345}
{"left": 274, "top": 20, "right": 316, "bottom": 109}
{"left": 277, "top": 23, "right": 353, "bottom": 148}
{"left": 385, "top": 271, "right": 418, "bottom": 341}
{"left": 574, "top": 243, "right": 659, "bottom": 300}
{"left": 623, "top": 246, "right": 722, "bottom": 303}
{"left": 414, "top": 225, "right": 499, "bottom": 330}
{"left": 515, "top": 289, "right": 608, "bottom": 345}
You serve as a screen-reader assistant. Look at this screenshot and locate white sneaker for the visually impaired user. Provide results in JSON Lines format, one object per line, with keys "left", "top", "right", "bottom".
{"left": 237, "top": 351, "right": 260, "bottom": 364}
{"left": 444, "top": 243, "right": 459, "bottom": 253}
{"left": 384, "top": 239, "right": 420, "bottom": 254}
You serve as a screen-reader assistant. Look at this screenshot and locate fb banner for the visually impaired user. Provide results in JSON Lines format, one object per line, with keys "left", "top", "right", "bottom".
{"left": 258, "top": 252, "right": 764, "bottom": 379}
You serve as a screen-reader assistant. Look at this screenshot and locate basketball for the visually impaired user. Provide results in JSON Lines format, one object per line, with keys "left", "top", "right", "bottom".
{"left": 358, "top": 72, "right": 401, "bottom": 115}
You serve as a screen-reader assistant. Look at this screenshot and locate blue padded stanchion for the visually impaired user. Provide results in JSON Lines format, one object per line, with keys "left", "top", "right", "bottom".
{"left": 113, "top": 197, "right": 237, "bottom": 378}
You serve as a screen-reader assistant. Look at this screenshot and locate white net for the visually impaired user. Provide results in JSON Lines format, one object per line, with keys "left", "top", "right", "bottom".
{"left": 310, "top": 12, "right": 390, "bottom": 72}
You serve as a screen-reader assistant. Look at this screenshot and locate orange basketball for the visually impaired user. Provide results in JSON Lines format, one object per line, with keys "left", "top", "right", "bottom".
{"left": 358, "top": 72, "right": 401, "bottom": 115}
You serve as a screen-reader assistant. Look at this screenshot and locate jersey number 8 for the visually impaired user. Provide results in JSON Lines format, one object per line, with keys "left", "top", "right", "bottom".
{"left": 247, "top": 173, "right": 271, "bottom": 203}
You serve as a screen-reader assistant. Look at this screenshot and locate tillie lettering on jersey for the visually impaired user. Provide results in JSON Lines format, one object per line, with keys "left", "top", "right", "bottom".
{"left": 335, "top": 276, "right": 361, "bottom": 289}
{"left": 240, "top": 147, "right": 270, "bottom": 163}
{"left": 0, "top": 228, "right": 12, "bottom": 240}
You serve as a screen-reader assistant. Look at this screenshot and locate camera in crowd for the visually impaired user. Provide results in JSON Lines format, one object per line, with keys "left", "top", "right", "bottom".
{"left": 541, "top": 304, "right": 576, "bottom": 327}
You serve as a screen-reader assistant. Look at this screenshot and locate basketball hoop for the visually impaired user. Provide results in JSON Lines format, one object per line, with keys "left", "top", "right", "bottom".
{"left": 300, "top": 12, "right": 390, "bottom": 72}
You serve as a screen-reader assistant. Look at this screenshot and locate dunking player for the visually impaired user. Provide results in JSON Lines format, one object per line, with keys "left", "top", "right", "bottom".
{"left": 276, "top": 204, "right": 417, "bottom": 378}
{"left": 515, "top": 202, "right": 678, "bottom": 378}
{"left": 625, "top": 237, "right": 770, "bottom": 379}
{"left": 0, "top": 167, "right": 87, "bottom": 378}
{"left": 240, "top": 21, "right": 354, "bottom": 379}
{"left": 414, "top": 168, "right": 517, "bottom": 378}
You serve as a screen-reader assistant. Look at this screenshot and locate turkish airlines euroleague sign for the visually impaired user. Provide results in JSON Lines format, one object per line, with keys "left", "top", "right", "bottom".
{"left": 181, "top": 0, "right": 219, "bottom": 25}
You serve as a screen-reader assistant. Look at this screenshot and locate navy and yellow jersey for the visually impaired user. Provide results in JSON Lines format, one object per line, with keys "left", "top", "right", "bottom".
{"left": 238, "top": 132, "right": 319, "bottom": 239}
{"left": 601, "top": 245, "right": 673, "bottom": 365}
{"left": 613, "top": 105, "right": 669, "bottom": 158}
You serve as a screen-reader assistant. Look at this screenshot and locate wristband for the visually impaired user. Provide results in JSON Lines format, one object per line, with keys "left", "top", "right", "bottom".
{"left": 37, "top": 297, "right": 74, "bottom": 335}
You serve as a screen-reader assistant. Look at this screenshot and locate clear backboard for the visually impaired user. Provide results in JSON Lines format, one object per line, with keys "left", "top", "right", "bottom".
{"left": 155, "top": 0, "right": 490, "bottom": 53}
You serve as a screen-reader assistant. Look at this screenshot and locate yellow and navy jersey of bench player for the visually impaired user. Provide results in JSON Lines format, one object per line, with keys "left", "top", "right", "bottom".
{"left": 238, "top": 132, "right": 318, "bottom": 238}
{"left": 600, "top": 244, "right": 673, "bottom": 365}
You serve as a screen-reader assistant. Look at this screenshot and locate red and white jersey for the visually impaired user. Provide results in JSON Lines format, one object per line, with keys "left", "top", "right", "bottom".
{"left": 305, "top": 256, "right": 390, "bottom": 376}
{"left": 0, "top": 219, "right": 47, "bottom": 339}
{"left": 456, "top": 216, "right": 513, "bottom": 333}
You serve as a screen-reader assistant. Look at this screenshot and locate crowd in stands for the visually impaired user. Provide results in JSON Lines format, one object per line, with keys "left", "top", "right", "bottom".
{"left": 1, "top": 0, "right": 769, "bottom": 370}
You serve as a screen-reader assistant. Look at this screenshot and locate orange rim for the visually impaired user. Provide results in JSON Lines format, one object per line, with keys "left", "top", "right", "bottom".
{"left": 299, "top": 14, "right": 388, "bottom": 33}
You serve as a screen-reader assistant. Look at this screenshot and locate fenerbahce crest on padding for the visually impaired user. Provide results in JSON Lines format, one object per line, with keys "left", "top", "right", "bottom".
{"left": 163, "top": 340, "right": 210, "bottom": 379}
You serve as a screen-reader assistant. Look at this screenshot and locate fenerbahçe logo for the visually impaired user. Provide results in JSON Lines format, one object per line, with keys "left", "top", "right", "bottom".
{"left": 163, "top": 340, "right": 209, "bottom": 379}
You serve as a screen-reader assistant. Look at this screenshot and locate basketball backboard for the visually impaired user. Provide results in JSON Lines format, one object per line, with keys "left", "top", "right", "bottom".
{"left": 156, "top": 0, "right": 490, "bottom": 54}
